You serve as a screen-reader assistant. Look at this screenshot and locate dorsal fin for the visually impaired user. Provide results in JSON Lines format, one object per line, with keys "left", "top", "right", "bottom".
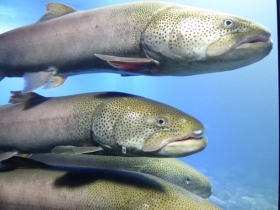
{"left": 9, "top": 91, "right": 44, "bottom": 104}
{"left": 37, "top": 3, "right": 77, "bottom": 22}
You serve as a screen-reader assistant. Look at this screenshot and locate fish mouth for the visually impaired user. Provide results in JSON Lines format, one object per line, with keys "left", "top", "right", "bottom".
{"left": 155, "top": 134, "right": 208, "bottom": 157}
{"left": 172, "top": 132, "right": 205, "bottom": 142}
{"left": 166, "top": 135, "right": 207, "bottom": 147}
{"left": 234, "top": 35, "right": 273, "bottom": 50}
{"left": 169, "top": 129, "right": 206, "bottom": 144}
{"left": 141, "top": 127, "right": 207, "bottom": 157}
{"left": 206, "top": 33, "right": 273, "bottom": 58}
{"left": 196, "top": 189, "right": 213, "bottom": 199}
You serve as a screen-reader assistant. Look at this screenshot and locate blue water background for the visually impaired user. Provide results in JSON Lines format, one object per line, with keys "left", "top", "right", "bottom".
{"left": 0, "top": 0, "right": 278, "bottom": 209}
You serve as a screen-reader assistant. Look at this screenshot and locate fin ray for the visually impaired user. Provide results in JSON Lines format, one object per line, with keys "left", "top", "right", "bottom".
{"left": 22, "top": 69, "right": 57, "bottom": 93}
{"left": 94, "top": 54, "right": 153, "bottom": 71}
{"left": 43, "top": 76, "right": 67, "bottom": 89}
{"left": 38, "top": 3, "right": 77, "bottom": 22}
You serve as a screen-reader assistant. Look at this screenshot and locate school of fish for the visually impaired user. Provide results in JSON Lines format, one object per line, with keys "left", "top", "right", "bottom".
{"left": 0, "top": 1, "right": 273, "bottom": 209}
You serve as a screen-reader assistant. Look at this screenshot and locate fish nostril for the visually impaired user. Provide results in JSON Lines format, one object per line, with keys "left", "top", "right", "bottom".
{"left": 181, "top": 118, "right": 187, "bottom": 123}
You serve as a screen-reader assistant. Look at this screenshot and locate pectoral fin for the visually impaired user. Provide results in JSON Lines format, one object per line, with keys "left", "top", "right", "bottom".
{"left": 51, "top": 146, "right": 103, "bottom": 155}
{"left": 0, "top": 150, "right": 19, "bottom": 161}
{"left": 43, "top": 76, "right": 67, "bottom": 89}
{"left": 94, "top": 54, "right": 154, "bottom": 71}
{"left": 22, "top": 69, "right": 57, "bottom": 93}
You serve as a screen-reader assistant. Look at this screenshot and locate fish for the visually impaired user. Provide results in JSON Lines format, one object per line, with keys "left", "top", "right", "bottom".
{"left": 0, "top": 2, "right": 272, "bottom": 92}
{"left": 0, "top": 91, "right": 207, "bottom": 160}
{"left": 0, "top": 157, "right": 221, "bottom": 210}
{"left": 31, "top": 153, "right": 212, "bottom": 198}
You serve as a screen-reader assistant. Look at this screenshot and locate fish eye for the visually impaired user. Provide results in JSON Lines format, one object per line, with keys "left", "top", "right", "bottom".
{"left": 155, "top": 117, "right": 168, "bottom": 126}
{"left": 185, "top": 177, "right": 191, "bottom": 184}
{"left": 224, "top": 19, "right": 234, "bottom": 28}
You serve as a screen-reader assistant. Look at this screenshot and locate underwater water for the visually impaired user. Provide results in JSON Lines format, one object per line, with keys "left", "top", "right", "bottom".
{"left": 0, "top": 0, "right": 278, "bottom": 209}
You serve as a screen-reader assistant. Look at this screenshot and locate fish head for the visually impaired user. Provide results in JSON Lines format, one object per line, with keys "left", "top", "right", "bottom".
{"left": 91, "top": 94, "right": 207, "bottom": 157}
{"left": 141, "top": 5, "right": 272, "bottom": 75}
{"left": 176, "top": 167, "right": 213, "bottom": 199}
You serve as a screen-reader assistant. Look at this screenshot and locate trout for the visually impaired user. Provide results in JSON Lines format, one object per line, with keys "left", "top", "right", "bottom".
{"left": 0, "top": 91, "right": 207, "bottom": 160}
{"left": 0, "top": 157, "right": 220, "bottom": 210}
{"left": 31, "top": 153, "right": 212, "bottom": 198}
{"left": 0, "top": 2, "right": 272, "bottom": 92}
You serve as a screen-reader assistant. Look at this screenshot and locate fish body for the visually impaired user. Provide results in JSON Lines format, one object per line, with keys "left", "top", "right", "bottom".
{"left": 0, "top": 91, "right": 207, "bottom": 160}
{"left": 0, "top": 2, "right": 272, "bottom": 92}
{"left": 0, "top": 160, "right": 221, "bottom": 210}
{"left": 31, "top": 153, "right": 212, "bottom": 198}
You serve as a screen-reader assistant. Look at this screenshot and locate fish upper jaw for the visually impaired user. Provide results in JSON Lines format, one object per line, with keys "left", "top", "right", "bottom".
{"left": 171, "top": 129, "right": 205, "bottom": 143}
{"left": 234, "top": 34, "right": 272, "bottom": 50}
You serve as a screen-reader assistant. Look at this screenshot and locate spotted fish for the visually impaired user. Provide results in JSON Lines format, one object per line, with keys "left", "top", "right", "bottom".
{"left": 0, "top": 91, "right": 207, "bottom": 160}
{"left": 31, "top": 153, "right": 212, "bottom": 198}
{"left": 0, "top": 2, "right": 272, "bottom": 92}
{"left": 0, "top": 157, "right": 221, "bottom": 210}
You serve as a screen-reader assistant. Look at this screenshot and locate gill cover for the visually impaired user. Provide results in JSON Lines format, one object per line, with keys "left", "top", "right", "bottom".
{"left": 91, "top": 96, "right": 154, "bottom": 153}
{"left": 141, "top": 5, "right": 184, "bottom": 62}
{"left": 91, "top": 95, "right": 176, "bottom": 154}
{"left": 141, "top": 5, "right": 232, "bottom": 62}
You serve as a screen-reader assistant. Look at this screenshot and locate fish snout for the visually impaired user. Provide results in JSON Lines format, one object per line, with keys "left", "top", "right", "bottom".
{"left": 141, "top": 115, "right": 206, "bottom": 155}
{"left": 234, "top": 22, "right": 273, "bottom": 51}
{"left": 156, "top": 117, "right": 207, "bottom": 157}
